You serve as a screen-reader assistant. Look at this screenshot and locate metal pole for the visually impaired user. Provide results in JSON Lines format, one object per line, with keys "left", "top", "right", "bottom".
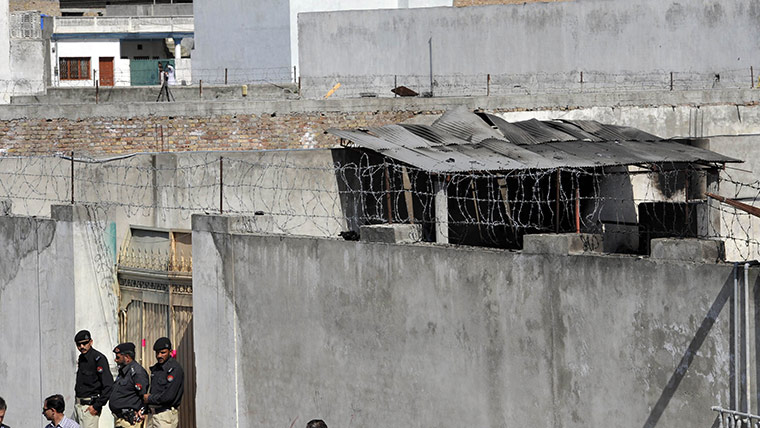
{"left": 384, "top": 163, "right": 392, "bottom": 223}
{"left": 575, "top": 186, "right": 580, "bottom": 233}
{"left": 293, "top": 66, "right": 297, "bottom": 84}
{"left": 224, "top": 68, "right": 228, "bottom": 85}
{"left": 487, "top": 73, "right": 491, "bottom": 97}
{"left": 745, "top": 262, "right": 751, "bottom": 414}
{"left": 394, "top": 75, "right": 397, "bottom": 97}
{"left": 555, "top": 169, "right": 560, "bottom": 233}
{"left": 70, "top": 151, "right": 74, "bottom": 204}
{"left": 428, "top": 37, "right": 433, "bottom": 97}
{"left": 199, "top": 79, "right": 203, "bottom": 98}
{"left": 580, "top": 71, "right": 583, "bottom": 84}
{"left": 670, "top": 72, "right": 674, "bottom": 91}
{"left": 219, "top": 156, "right": 224, "bottom": 214}
{"left": 735, "top": 263, "right": 740, "bottom": 410}
{"left": 752, "top": 66, "right": 755, "bottom": 89}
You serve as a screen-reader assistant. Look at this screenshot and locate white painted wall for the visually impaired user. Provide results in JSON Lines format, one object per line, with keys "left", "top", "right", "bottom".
{"left": 289, "top": 0, "right": 452, "bottom": 74}
{"left": 53, "top": 39, "right": 130, "bottom": 87}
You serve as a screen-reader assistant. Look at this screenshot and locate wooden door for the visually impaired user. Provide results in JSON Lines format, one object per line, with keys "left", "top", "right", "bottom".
{"left": 99, "top": 57, "right": 114, "bottom": 86}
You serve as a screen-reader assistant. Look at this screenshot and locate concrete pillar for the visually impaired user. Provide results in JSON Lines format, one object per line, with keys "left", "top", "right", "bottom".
{"left": 435, "top": 177, "right": 448, "bottom": 244}
{"left": 174, "top": 37, "right": 182, "bottom": 76}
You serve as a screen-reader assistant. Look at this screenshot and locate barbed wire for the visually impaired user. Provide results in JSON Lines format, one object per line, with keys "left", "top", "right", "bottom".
{"left": 0, "top": 151, "right": 757, "bottom": 261}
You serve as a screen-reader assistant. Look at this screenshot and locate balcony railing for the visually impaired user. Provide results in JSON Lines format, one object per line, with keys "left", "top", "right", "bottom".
{"left": 53, "top": 16, "right": 193, "bottom": 34}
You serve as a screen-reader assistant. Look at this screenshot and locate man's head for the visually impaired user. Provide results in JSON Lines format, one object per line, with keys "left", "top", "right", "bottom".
{"left": 153, "top": 337, "right": 172, "bottom": 364}
{"left": 42, "top": 394, "right": 65, "bottom": 422}
{"left": 74, "top": 330, "right": 93, "bottom": 354}
{"left": 306, "top": 420, "right": 328, "bottom": 428}
{"left": 0, "top": 396, "right": 7, "bottom": 426}
{"left": 113, "top": 342, "right": 136, "bottom": 366}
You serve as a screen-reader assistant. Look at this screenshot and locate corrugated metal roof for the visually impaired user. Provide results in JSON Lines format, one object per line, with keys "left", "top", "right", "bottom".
{"left": 329, "top": 109, "right": 741, "bottom": 173}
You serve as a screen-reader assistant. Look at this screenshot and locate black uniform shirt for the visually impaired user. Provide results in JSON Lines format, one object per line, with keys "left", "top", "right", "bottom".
{"left": 147, "top": 357, "right": 184, "bottom": 409}
{"left": 75, "top": 348, "right": 114, "bottom": 412}
{"left": 109, "top": 360, "right": 150, "bottom": 412}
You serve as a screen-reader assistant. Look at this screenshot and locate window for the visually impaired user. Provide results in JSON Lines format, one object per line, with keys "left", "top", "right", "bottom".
{"left": 59, "top": 57, "right": 90, "bottom": 80}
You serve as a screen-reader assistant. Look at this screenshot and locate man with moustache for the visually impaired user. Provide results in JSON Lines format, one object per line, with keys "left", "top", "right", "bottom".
{"left": 109, "top": 343, "right": 149, "bottom": 428}
{"left": 143, "top": 337, "right": 184, "bottom": 428}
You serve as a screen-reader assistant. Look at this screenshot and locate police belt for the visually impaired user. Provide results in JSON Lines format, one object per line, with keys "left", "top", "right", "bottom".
{"left": 147, "top": 406, "right": 175, "bottom": 415}
{"left": 75, "top": 396, "right": 99, "bottom": 405}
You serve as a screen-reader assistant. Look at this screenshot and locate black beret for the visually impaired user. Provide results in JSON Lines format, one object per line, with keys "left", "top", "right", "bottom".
{"left": 153, "top": 337, "right": 172, "bottom": 351}
{"left": 74, "top": 330, "right": 91, "bottom": 343}
{"left": 113, "top": 342, "right": 136, "bottom": 356}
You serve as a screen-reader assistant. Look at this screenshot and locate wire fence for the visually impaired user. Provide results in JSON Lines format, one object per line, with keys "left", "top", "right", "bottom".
{"left": 0, "top": 151, "right": 757, "bottom": 261}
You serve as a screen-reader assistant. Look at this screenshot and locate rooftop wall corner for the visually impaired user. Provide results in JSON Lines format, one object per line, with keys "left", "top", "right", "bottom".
{"left": 522, "top": 233, "right": 603, "bottom": 255}
{"left": 650, "top": 238, "right": 726, "bottom": 263}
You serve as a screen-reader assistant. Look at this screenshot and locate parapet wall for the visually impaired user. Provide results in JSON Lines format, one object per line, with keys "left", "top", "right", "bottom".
{"left": 193, "top": 219, "right": 758, "bottom": 428}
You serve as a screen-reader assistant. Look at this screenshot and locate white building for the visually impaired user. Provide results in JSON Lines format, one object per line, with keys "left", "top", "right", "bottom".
{"left": 51, "top": 15, "right": 193, "bottom": 87}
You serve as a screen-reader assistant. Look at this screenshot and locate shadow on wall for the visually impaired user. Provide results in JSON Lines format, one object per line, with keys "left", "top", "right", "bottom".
{"left": 642, "top": 271, "right": 734, "bottom": 428}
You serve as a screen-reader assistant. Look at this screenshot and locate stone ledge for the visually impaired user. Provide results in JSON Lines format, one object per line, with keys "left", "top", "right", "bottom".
{"left": 522, "top": 233, "right": 603, "bottom": 255}
{"left": 650, "top": 238, "right": 725, "bottom": 263}
{"left": 360, "top": 224, "right": 422, "bottom": 244}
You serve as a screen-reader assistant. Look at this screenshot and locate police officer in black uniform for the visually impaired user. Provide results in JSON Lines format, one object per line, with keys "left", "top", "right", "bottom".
{"left": 144, "top": 337, "right": 184, "bottom": 428}
{"left": 73, "top": 330, "right": 114, "bottom": 428}
{"left": 109, "top": 343, "right": 150, "bottom": 428}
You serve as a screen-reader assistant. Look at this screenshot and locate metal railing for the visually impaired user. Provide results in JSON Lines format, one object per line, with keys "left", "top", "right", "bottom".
{"left": 713, "top": 407, "right": 760, "bottom": 428}
{"left": 53, "top": 15, "right": 193, "bottom": 34}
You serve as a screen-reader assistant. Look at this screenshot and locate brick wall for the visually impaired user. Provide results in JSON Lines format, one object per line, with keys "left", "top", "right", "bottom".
{"left": 10, "top": 0, "right": 61, "bottom": 15}
{"left": 454, "top": 0, "right": 567, "bottom": 6}
{"left": 0, "top": 111, "right": 427, "bottom": 156}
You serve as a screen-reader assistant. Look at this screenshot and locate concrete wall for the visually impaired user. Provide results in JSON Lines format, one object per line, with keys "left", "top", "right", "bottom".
{"left": 298, "top": 0, "right": 760, "bottom": 97}
{"left": 289, "top": 0, "right": 452, "bottom": 76}
{"left": 192, "top": 0, "right": 291, "bottom": 84}
{"left": 0, "top": 151, "right": 349, "bottom": 250}
{"left": 0, "top": 0, "right": 11, "bottom": 104}
{"left": 193, "top": 220, "right": 757, "bottom": 428}
{"left": 0, "top": 213, "right": 76, "bottom": 428}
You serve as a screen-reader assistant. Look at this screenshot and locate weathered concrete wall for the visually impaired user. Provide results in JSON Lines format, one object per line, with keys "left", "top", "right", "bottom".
{"left": 10, "top": 38, "right": 46, "bottom": 93}
{"left": 0, "top": 0, "right": 12, "bottom": 104}
{"left": 193, "top": 0, "right": 291, "bottom": 84}
{"left": 0, "top": 213, "right": 76, "bottom": 428}
{"left": 298, "top": 0, "right": 760, "bottom": 97}
{"left": 193, "top": 219, "right": 757, "bottom": 428}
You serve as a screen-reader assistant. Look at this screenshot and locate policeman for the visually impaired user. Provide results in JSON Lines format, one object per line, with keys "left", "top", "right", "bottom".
{"left": 73, "top": 330, "right": 113, "bottom": 428}
{"left": 143, "top": 338, "right": 184, "bottom": 428}
{"left": 109, "top": 343, "right": 149, "bottom": 428}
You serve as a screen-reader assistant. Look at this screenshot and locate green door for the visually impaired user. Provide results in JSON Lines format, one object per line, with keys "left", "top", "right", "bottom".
{"left": 130, "top": 59, "right": 175, "bottom": 86}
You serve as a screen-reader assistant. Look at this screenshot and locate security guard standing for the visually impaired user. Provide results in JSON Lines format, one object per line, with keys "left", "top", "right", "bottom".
{"left": 73, "top": 330, "right": 114, "bottom": 428}
{"left": 109, "top": 343, "right": 150, "bottom": 428}
{"left": 143, "top": 338, "right": 184, "bottom": 428}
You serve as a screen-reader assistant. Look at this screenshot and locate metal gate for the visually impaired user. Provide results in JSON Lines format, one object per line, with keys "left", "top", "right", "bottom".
{"left": 130, "top": 59, "right": 175, "bottom": 86}
{"left": 117, "top": 226, "right": 195, "bottom": 428}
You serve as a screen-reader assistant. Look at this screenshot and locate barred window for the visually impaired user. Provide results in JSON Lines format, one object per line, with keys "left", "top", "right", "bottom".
{"left": 59, "top": 57, "right": 90, "bottom": 80}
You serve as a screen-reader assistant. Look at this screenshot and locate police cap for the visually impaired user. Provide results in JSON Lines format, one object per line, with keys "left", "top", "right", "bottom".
{"left": 113, "top": 342, "right": 136, "bottom": 357}
{"left": 153, "top": 337, "right": 172, "bottom": 351}
{"left": 74, "top": 330, "right": 91, "bottom": 343}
